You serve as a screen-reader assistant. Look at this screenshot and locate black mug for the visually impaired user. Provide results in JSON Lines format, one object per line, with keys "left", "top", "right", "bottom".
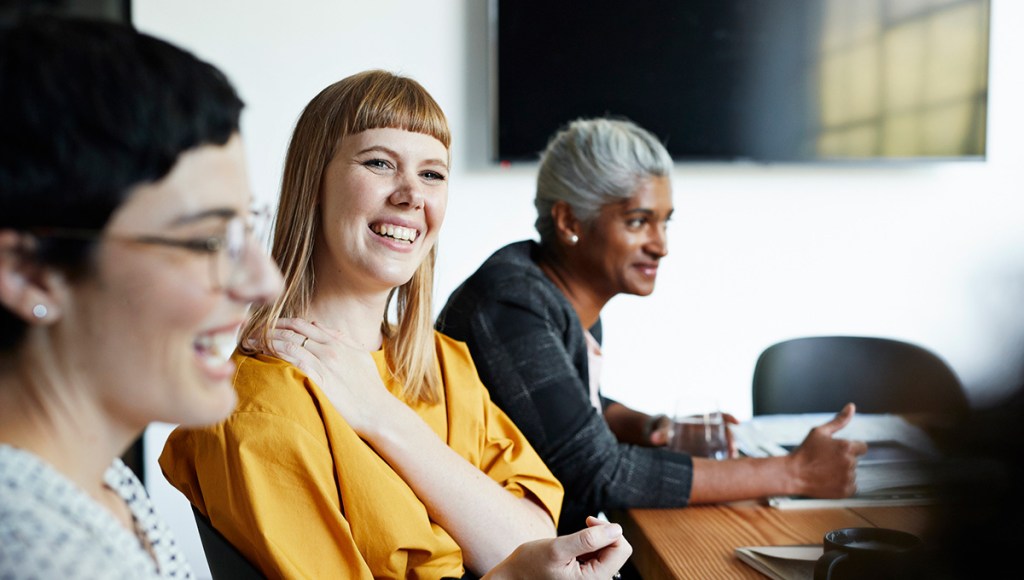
{"left": 813, "top": 527, "right": 922, "bottom": 580}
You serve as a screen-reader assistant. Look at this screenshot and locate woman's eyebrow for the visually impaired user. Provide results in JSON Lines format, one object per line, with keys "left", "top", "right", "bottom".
{"left": 357, "top": 145, "right": 398, "bottom": 157}
{"left": 168, "top": 207, "right": 237, "bottom": 227}
{"left": 358, "top": 145, "right": 448, "bottom": 170}
{"left": 623, "top": 207, "right": 674, "bottom": 217}
{"left": 623, "top": 208, "right": 655, "bottom": 216}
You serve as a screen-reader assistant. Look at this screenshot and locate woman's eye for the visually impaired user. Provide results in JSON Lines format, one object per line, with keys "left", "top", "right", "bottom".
{"left": 421, "top": 170, "right": 447, "bottom": 182}
{"left": 363, "top": 159, "right": 392, "bottom": 170}
{"left": 180, "top": 235, "right": 225, "bottom": 253}
{"left": 626, "top": 218, "right": 647, "bottom": 228}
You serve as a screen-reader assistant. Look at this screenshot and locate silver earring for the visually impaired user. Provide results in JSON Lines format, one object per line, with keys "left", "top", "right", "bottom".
{"left": 568, "top": 234, "right": 579, "bottom": 245}
{"left": 32, "top": 304, "right": 48, "bottom": 319}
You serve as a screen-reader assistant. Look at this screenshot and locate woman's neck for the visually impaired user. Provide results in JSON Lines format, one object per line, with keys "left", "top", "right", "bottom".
{"left": 0, "top": 352, "right": 135, "bottom": 507}
{"left": 536, "top": 245, "right": 610, "bottom": 330}
{"left": 307, "top": 288, "right": 390, "bottom": 351}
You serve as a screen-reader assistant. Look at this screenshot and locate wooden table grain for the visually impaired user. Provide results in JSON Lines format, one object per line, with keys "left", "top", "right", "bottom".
{"left": 616, "top": 501, "right": 935, "bottom": 579}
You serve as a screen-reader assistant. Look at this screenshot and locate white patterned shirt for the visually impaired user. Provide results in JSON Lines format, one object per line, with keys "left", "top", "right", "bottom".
{"left": 0, "top": 445, "right": 193, "bottom": 579}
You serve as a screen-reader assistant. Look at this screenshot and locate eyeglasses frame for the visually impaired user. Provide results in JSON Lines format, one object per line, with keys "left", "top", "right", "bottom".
{"left": 27, "top": 207, "right": 271, "bottom": 291}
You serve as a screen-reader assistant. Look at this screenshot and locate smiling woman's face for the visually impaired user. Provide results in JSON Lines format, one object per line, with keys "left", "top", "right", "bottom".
{"left": 314, "top": 127, "right": 449, "bottom": 297}
{"left": 576, "top": 175, "right": 674, "bottom": 300}
{"left": 57, "top": 135, "right": 282, "bottom": 430}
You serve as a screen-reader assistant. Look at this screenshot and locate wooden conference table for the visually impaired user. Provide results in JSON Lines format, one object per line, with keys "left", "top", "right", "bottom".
{"left": 616, "top": 501, "right": 934, "bottom": 579}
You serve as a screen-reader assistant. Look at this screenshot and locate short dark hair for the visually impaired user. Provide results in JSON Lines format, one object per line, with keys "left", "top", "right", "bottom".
{"left": 0, "top": 16, "right": 244, "bottom": 350}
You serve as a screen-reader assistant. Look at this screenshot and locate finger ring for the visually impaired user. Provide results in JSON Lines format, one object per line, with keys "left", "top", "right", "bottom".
{"left": 300, "top": 336, "right": 309, "bottom": 348}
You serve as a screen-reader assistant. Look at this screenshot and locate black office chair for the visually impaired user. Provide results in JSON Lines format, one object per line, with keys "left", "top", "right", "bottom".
{"left": 191, "top": 506, "right": 265, "bottom": 580}
{"left": 751, "top": 336, "right": 968, "bottom": 418}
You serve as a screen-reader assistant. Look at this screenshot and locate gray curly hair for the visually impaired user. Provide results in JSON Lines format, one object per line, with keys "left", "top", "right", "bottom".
{"left": 534, "top": 118, "right": 672, "bottom": 243}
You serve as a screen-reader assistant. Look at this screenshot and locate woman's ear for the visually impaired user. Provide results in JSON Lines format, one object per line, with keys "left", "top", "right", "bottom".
{"left": 550, "top": 202, "right": 581, "bottom": 246}
{"left": 0, "top": 230, "right": 62, "bottom": 324}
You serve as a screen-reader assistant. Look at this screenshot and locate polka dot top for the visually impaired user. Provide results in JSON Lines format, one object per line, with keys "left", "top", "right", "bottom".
{"left": 0, "top": 445, "right": 193, "bottom": 579}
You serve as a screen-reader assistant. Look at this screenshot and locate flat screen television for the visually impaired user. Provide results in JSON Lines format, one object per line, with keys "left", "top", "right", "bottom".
{"left": 492, "top": 0, "right": 990, "bottom": 163}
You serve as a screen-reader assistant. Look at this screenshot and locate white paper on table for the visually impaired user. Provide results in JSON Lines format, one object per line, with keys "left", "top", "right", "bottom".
{"left": 734, "top": 544, "right": 821, "bottom": 580}
{"left": 743, "top": 546, "right": 822, "bottom": 561}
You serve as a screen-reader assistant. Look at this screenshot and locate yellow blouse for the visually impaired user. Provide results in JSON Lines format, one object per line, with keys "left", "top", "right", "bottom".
{"left": 159, "top": 332, "right": 562, "bottom": 579}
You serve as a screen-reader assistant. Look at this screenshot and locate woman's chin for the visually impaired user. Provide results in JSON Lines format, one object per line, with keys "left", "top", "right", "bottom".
{"left": 174, "top": 357, "right": 239, "bottom": 426}
{"left": 175, "top": 386, "right": 238, "bottom": 428}
{"left": 625, "top": 282, "right": 657, "bottom": 297}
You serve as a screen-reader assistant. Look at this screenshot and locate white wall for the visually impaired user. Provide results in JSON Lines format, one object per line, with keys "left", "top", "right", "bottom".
{"left": 134, "top": 0, "right": 1024, "bottom": 576}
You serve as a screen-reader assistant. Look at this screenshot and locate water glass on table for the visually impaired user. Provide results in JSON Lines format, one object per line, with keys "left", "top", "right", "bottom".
{"left": 669, "top": 411, "right": 729, "bottom": 460}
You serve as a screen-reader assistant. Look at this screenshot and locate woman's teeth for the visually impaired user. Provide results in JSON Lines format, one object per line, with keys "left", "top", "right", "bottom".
{"left": 374, "top": 223, "right": 418, "bottom": 243}
{"left": 195, "top": 331, "right": 238, "bottom": 364}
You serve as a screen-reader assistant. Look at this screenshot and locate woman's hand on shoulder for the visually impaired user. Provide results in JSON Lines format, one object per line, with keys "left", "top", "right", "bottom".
{"left": 482, "top": 517, "right": 631, "bottom": 580}
{"left": 267, "top": 317, "right": 396, "bottom": 433}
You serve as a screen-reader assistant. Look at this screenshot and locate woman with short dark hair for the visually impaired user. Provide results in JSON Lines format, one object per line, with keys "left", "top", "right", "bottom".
{"left": 0, "top": 17, "right": 282, "bottom": 577}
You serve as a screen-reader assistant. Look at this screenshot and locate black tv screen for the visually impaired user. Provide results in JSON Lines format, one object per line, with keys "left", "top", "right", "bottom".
{"left": 493, "top": 0, "right": 990, "bottom": 163}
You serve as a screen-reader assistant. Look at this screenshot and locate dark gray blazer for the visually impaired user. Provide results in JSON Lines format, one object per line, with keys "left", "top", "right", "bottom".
{"left": 437, "top": 240, "right": 693, "bottom": 534}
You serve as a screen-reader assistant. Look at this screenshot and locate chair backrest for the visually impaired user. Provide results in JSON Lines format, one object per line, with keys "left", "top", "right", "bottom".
{"left": 191, "top": 506, "right": 265, "bottom": 580}
{"left": 752, "top": 336, "right": 968, "bottom": 417}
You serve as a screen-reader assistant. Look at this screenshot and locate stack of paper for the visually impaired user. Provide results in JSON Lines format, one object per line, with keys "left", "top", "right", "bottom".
{"left": 734, "top": 545, "right": 820, "bottom": 580}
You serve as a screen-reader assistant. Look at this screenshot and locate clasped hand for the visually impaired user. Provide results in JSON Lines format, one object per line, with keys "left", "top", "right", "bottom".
{"left": 265, "top": 317, "right": 396, "bottom": 434}
{"left": 483, "top": 517, "right": 632, "bottom": 580}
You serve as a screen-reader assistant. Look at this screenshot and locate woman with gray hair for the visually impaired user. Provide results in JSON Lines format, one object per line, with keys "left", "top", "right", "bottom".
{"left": 438, "top": 117, "right": 866, "bottom": 535}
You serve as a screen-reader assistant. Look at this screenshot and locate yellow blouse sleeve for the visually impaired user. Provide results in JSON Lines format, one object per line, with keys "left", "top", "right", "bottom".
{"left": 433, "top": 333, "right": 564, "bottom": 526}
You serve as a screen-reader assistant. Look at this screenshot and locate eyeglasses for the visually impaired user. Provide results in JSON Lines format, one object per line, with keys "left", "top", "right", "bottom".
{"left": 31, "top": 207, "right": 272, "bottom": 291}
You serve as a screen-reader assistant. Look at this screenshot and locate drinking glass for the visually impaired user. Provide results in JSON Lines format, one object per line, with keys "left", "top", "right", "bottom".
{"left": 669, "top": 411, "right": 729, "bottom": 460}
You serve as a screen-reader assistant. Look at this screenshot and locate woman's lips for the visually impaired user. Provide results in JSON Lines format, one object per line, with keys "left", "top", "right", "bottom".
{"left": 370, "top": 221, "right": 420, "bottom": 243}
{"left": 193, "top": 325, "right": 241, "bottom": 381}
{"left": 635, "top": 262, "right": 659, "bottom": 277}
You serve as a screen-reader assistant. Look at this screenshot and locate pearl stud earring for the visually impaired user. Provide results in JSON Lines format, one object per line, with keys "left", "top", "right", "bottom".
{"left": 569, "top": 234, "right": 579, "bottom": 245}
{"left": 32, "top": 304, "right": 48, "bottom": 319}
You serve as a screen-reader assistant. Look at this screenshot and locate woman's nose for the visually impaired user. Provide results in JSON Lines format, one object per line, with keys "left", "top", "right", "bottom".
{"left": 229, "top": 240, "right": 283, "bottom": 305}
{"left": 647, "top": 226, "right": 668, "bottom": 258}
{"left": 388, "top": 172, "right": 425, "bottom": 209}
